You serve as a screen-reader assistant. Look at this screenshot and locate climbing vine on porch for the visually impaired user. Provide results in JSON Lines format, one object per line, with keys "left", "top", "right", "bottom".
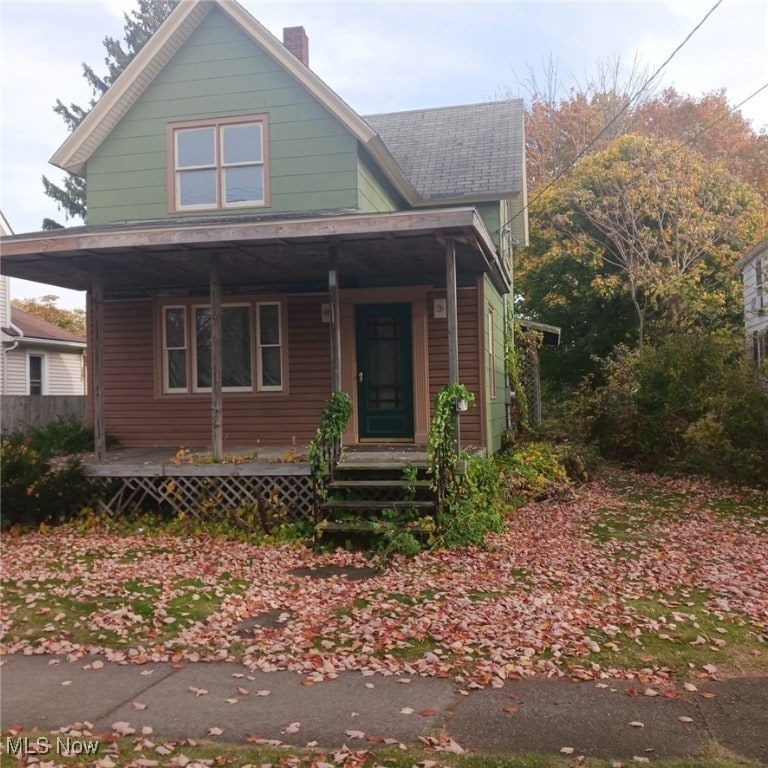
{"left": 427, "top": 384, "right": 503, "bottom": 548}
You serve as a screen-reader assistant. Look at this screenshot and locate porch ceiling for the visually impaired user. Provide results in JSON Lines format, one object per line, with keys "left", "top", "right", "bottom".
{"left": 0, "top": 207, "right": 510, "bottom": 298}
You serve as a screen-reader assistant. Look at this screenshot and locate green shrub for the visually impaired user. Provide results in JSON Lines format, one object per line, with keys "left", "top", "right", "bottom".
{"left": 575, "top": 332, "right": 768, "bottom": 485}
{"left": 497, "top": 440, "right": 573, "bottom": 503}
{"left": 0, "top": 438, "right": 95, "bottom": 529}
{"left": 4, "top": 415, "right": 117, "bottom": 458}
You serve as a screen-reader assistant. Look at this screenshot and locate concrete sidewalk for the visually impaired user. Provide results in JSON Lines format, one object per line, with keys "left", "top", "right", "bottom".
{"left": 2, "top": 655, "right": 767, "bottom": 763}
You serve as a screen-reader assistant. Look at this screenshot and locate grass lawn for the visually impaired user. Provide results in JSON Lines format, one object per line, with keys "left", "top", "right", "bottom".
{"left": 1, "top": 467, "right": 766, "bottom": 767}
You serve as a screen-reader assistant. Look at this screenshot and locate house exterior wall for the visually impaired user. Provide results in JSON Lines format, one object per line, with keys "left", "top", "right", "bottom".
{"left": 357, "top": 156, "right": 400, "bottom": 213}
{"left": 483, "top": 276, "right": 507, "bottom": 454}
{"left": 427, "top": 286, "right": 483, "bottom": 449}
{"left": 3, "top": 346, "right": 85, "bottom": 396}
{"left": 0, "top": 276, "right": 9, "bottom": 393}
{"left": 86, "top": 7, "right": 362, "bottom": 225}
{"left": 740, "top": 245, "right": 767, "bottom": 363}
{"left": 99, "top": 283, "right": 486, "bottom": 449}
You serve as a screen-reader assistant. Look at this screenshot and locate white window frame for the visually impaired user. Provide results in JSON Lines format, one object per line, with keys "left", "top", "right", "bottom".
{"left": 487, "top": 307, "right": 497, "bottom": 399}
{"left": 756, "top": 259, "right": 764, "bottom": 311}
{"left": 162, "top": 306, "right": 188, "bottom": 394}
{"left": 28, "top": 353, "right": 45, "bottom": 395}
{"left": 256, "top": 302, "right": 283, "bottom": 392}
{"left": 169, "top": 115, "right": 268, "bottom": 213}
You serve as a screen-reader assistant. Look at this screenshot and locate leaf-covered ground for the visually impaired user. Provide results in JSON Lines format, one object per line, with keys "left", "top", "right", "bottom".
{"left": 2, "top": 470, "right": 766, "bottom": 689}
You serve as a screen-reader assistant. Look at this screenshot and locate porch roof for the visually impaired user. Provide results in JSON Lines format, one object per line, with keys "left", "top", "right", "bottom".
{"left": 0, "top": 207, "right": 510, "bottom": 298}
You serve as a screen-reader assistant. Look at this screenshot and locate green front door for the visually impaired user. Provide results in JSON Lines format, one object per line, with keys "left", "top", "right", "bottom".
{"left": 355, "top": 303, "right": 414, "bottom": 440}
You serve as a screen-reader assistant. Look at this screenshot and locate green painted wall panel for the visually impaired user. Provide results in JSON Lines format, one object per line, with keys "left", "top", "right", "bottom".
{"left": 476, "top": 202, "right": 502, "bottom": 249}
{"left": 357, "top": 155, "right": 399, "bottom": 213}
{"left": 483, "top": 275, "right": 507, "bottom": 454}
{"left": 87, "top": 6, "right": 362, "bottom": 224}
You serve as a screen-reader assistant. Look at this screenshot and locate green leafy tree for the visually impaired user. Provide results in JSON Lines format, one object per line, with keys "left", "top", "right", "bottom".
{"left": 12, "top": 296, "right": 86, "bottom": 337}
{"left": 42, "top": 0, "right": 177, "bottom": 229}
{"left": 517, "top": 134, "right": 766, "bottom": 390}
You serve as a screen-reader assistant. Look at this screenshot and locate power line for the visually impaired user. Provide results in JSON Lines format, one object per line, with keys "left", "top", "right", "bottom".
{"left": 511, "top": 0, "right": 728, "bottom": 223}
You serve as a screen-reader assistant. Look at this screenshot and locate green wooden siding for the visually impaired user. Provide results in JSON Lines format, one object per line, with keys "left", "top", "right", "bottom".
{"left": 357, "top": 154, "right": 399, "bottom": 213}
{"left": 86, "top": 6, "right": 363, "bottom": 225}
{"left": 483, "top": 275, "right": 507, "bottom": 454}
{"left": 476, "top": 202, "right": 502, "bottom": 249}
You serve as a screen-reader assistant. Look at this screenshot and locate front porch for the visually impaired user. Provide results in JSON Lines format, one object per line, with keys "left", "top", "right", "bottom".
{"left": 81, "top": 444, "right": 431, "bottom": 523}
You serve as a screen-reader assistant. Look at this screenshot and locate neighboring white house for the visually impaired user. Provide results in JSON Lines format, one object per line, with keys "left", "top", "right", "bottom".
{"left": 736, "top": 237, "right": 768, "bottom": 366}
{"left": 1, "top": 212, "right": 87, "bottom": 397}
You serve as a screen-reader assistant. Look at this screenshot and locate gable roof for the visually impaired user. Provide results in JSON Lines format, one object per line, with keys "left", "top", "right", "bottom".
{"left": 365, "top": 101, "right": 526, "bottom": 202}
{"left": 735, "top": 237, "right": 768, "bottom": 270}
{"left": 50, "top": 0, "right": 525, "bottom": 209}
{"left": 50, "top": 0, "right": 415, "bottom": 202}
{"left": 6, "top": 308, "right": 86, "bottom": 345}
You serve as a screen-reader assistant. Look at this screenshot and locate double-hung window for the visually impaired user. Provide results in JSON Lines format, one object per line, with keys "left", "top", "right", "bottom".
{"left": 170, "top": 115, "right": 268, "bottom": 211}
{"left": 161, "top": 301, "right": 283, "bottom": 394}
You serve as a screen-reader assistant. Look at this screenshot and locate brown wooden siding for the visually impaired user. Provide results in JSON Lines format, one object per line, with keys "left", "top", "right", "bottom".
{"left": 102, "top": 296, "right": 332, "bottom": 448}
{"left": 101, "top": 288, "right": 488, "bottom": 450}
{"left": 427, "top": 287, "right": 483, "bottom": 448}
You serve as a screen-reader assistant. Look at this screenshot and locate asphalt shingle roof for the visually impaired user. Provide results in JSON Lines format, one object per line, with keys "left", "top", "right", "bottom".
{"left": 7, "top": 308, "right": 85, "bottom": 344}
{"left": 365, "top": 99, "right": 525, "bottom": 201}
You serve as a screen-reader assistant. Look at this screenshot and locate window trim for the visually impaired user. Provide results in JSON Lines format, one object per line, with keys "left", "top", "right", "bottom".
{"left": 28, "top": 353, "right": 45, "bottom": 395}
{"left": 162, "top": 306, "right": 188, "bottom": 394}
{"left": 167, "top": 114, "right": 270, "bottom": 213}
{"left": 256, "top": 301, "right": 283, "bottom": 392}
{"left": 157, "top": 297, "right": 287, "bottom": 396}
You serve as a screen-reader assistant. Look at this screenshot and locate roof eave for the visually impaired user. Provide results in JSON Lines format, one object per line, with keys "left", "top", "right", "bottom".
{"left": 735, "top": 237, "right": 768, "bottom": 269}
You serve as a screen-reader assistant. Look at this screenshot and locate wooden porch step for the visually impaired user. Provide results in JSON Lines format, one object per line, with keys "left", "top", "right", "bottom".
{"left": 316, "top": 519, "right": 434, "bottom": 535}
{"left": 336, "top": 461, "right": 430, "bottom": 472}
{"left": 320, "top": 499, "right": 434, "bottom": 511}
{"left": 328, "top": 479, "right": 432, "bottom": 489}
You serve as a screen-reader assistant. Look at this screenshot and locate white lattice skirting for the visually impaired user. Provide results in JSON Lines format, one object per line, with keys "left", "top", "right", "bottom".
{"left": 83, "top": 463, "right": 314, "bottom": 522}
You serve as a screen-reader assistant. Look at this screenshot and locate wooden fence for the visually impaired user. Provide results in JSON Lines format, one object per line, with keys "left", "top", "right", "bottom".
{"left": 1, "top": 395, "right": 87, "bottom": 434}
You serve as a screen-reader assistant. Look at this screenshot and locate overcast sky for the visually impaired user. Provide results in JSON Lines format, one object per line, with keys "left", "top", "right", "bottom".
{"left": 1, "top": 0, "right": 767, "bottom": 308}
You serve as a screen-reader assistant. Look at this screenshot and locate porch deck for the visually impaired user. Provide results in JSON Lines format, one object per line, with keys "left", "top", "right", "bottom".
{"left": 80, "top": 444, "right": 430, "bottom": 521}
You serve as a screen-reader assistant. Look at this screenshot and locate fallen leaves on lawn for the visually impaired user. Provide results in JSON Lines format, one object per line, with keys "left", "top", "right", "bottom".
{"left": 1, "top": 469, "right": 766, "bottom": 690}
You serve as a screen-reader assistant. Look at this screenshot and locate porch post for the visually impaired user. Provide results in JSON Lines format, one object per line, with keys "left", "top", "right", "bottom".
{"left": 89, "top": 272, "right": 107, "bottom": 462}
{"left": 210, "top": 255, "right": 223, "bottom": 459}
{"left": 328, "top": 245, "right": 342, "bottom": 392}
{"left": 446, "top": 238, "right": 459, "bottom": 385}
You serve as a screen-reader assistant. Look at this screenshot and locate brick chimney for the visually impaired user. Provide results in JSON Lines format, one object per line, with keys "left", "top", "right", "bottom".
{"left": 283, "top": 26, "right": 309, "bottom": 67}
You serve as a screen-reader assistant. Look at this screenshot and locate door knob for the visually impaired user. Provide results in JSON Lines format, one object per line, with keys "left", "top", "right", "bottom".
{"left": 357, "top": 371, "right": 364, "bottom": 383}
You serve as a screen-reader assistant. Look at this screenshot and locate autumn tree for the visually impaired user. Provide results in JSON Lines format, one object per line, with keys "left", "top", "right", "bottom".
{"left": 510, "top": 59, "right": 768, "bottom": 211}
{"left": 42, "top": 0, "right": 177, "bottom": 229}
{"left": 517, "top": 135, "right": 766, "bottom": 389}
{"left": 12, "top": 296, "right": 87, "bottom": 337}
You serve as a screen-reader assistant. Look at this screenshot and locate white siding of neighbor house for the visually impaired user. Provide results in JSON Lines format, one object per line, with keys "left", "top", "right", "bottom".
{"left": 3, "top": 346, "right": 85, "bottom": 396}
{"left": 0, "top": 277, "right": 9, "bottom": 394}
{"left": 741, "top": 246, "right": 767, "bottom": 364}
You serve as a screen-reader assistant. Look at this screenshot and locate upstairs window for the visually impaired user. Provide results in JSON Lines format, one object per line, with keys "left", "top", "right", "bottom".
{"left": 169, "top": 115, "right": 268, "bottom": 211}
{"left": 756, "top": 259, "right": 764, "bottom": 310}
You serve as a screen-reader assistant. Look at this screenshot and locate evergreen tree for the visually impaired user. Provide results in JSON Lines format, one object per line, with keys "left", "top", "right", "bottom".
{"left": 42, "top": 0, "right": 177, "bottom": 229}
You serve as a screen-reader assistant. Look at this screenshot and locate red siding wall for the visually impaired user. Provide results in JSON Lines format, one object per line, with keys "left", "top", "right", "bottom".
{"left": 102, "top": 296, "right": 332, "bottom": 447}
{"left": 427, "top": 286, "right": 483, "bottom": 448}
{"left": 101, "top": 287, "right": 485, "bottom": 449}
